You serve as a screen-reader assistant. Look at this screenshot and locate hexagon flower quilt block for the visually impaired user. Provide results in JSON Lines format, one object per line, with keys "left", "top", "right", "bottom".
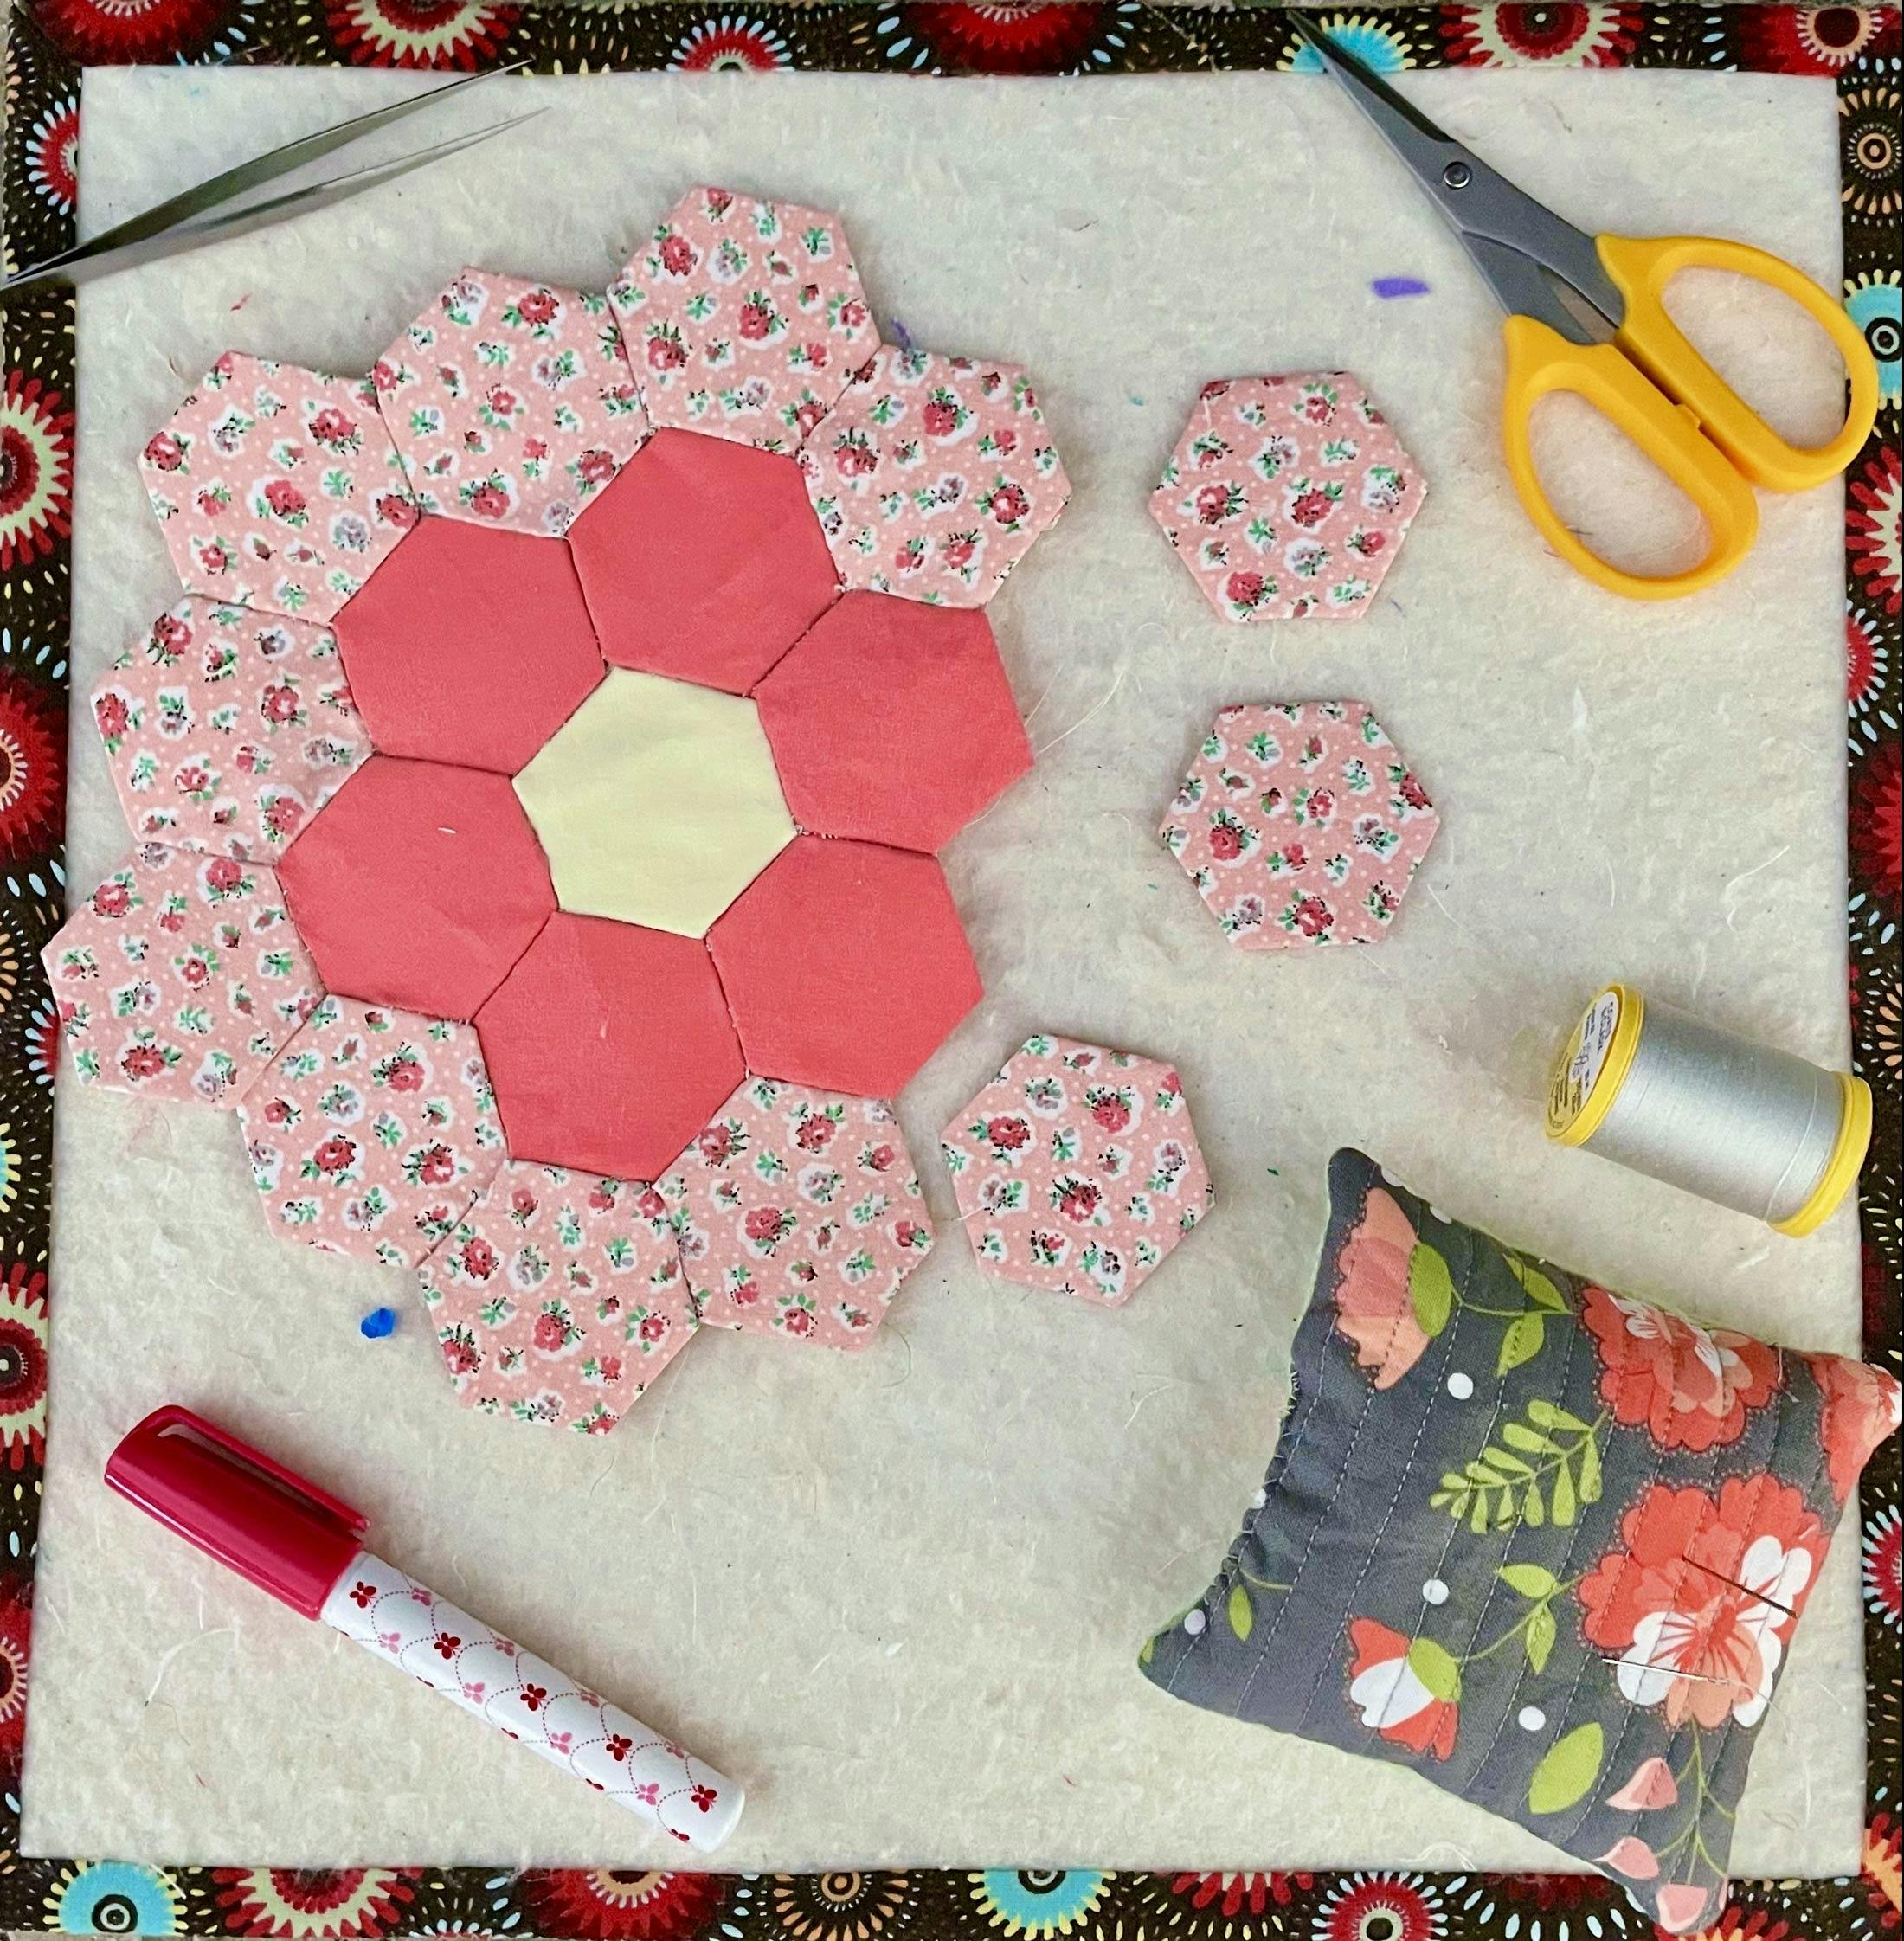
{"left": 93, "top": 597, "right": 369, "bottom": 858}
{"left": 941, "top": 1034, "right": 1213, "bottom": 1306}
{"left": 608, "top": 187, "right": 875, "bottom": 449}
{"left": 1161, "top": 701, "right": 1439, "bottom": 950}
{"left": 73, "top": 185, "right": 1069, "bottom": 1430}
{"left": 238, "top": 997, "right": 504, "bottom": 1266}
{"left": 665, "top": 1079, "right": 934, "bottom": 1349}
{"left": 800, "top": 346, "right": 1070, "bottom": 606}
{"left": 1152, "top": 373, "right": 1425, "bottom": 622}
{"left": 140, "top": 353, "right": 417, "bottom": 621}
{"left": 373, "top": 269, "right": 649, "bottom": 537}
{"left": 418, "top": 1162, "right": 697, "bottom": 1433}
{"left": 42, "top": 845, "right": 321, "bottom": 1109}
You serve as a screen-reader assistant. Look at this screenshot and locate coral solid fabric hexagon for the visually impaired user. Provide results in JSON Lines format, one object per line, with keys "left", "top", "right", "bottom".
{"left": 276, "top": 755, "right": 555, "bottom": 1018}
{"left": 1161, "top": 701, "right": 1440, "bottom": 949}
{"left": 754, "top": 593, "right": 1032, "bottom": 852}
{"left": 372, "top": 269, "right": 649, "bottom": 537}
{"left": 708, "top": 836, "right": 981, "bottom": 1097}
{"left": 418, "top": 1163, "right": 697, "bottom": 1433}
{"left": 238, "top": 997, "right": 505, "bottom": 1267}
{"left": 567, "top": 428, "right": 840, "bottom": 693}
{"left": 664, "top": 1078, "right": 934, "bottom": 1350}
{"left": 512, "top": 669, "right": 794, "bottom": 937}
{"left": 475, "top": 913, "right": 744, "bottom": 1181}
{"left": 42, "top": 845, "right": 321, "bottom": 1109}
{"left": 330, "top": 519, "right": 604, "bottom": 774}
{"left": 139, "top": 352, "right": 417, "bottom": 621}
{"left": 940, "top": 1033, "right": 1213, "bottom": 1306}
{"left": 1151, "top": 374, "right": 1426, "bottom": 622}
{"left": 799, "top": 346, "right": 1071, "bottom": 606}
{"left": 608, "top": 186, "right": 876, "bottom": 450}
{"left": 92, "top": 596, "right": 369, "bottom": 858}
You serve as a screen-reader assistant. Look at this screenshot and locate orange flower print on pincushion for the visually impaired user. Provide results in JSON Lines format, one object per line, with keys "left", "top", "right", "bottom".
{"left": 1579, "top": 1282, "right": 1783, "bottom": 1452}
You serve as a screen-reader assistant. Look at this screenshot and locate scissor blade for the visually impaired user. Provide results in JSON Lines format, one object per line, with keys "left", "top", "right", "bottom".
{"left": 3, "top": 61, "right": 527, "bottom": 292}
{"left": 1286, "top": 10, "right": 1623, "bottom": 338}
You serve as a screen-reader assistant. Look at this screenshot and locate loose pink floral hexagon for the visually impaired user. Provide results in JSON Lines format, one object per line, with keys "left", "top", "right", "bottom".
{"left": 1151, "top": 373, "right": 1425, "bottom": 622}
{"left": 940, "top": 1034, "right": 1213, "bottom": 1307}
{"left": 798, "top": 345, "right": 1070, "bottom": 606}
{"left": 140, "top": 352, "right": 419, "bottom": 621}
{"left": 608, "top": 186, "right": 877, "bottom": 450}
{"left": 662, "top": 1078, "right": 934, "bottom": 1351}
{"left": 1161, "top": 700, "right": 1439, "bottom": 949}
{"left": 238, "top": 995, "right": 505, "bottom": 1267}
{"left": 92, "top": 596, "right": 369, "bottom": 858}
{"left": 417, "top": 1161, "right": 697, "bottom": 1433}
{"left": 372, "top": 269, "right": 650, "bottom": 537}
{"left": 42, "top": 844, "right": 321, "bottom": 1109}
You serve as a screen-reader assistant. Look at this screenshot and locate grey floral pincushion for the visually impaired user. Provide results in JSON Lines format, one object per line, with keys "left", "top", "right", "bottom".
{"left": 1141, "top": 1149, "right": 1901, "bottom": 1931}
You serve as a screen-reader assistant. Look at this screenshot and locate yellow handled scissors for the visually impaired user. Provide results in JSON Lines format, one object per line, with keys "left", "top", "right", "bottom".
{"left": 1290, "top": 11, "right": 1880, "bottom": 601}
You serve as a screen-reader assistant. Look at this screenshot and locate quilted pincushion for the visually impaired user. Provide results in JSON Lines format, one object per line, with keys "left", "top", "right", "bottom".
{"left": 1141, "top": 1149, "right": 1901, "bottom": 1931}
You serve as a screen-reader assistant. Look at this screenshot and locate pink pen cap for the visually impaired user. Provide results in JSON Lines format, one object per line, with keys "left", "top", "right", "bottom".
{"left": 106, "top": 1404, "right": 367, "bottom": 1618}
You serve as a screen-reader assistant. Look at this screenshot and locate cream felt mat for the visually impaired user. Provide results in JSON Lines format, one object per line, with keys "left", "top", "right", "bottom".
{"left": 24, "top": 65, "right": 1862, "bottom": 1874}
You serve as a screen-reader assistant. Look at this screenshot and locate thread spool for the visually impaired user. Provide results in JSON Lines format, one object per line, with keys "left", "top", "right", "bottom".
{"left": 1546, "top": 984, "right": 1870, "bottom": 1236}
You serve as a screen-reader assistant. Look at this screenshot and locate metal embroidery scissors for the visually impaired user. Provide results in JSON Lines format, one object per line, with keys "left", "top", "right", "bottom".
{"left": 1289, "top": 11, "right": 1880, "bottom": 601}
{"left": 3, "top": 65, "right": 537, "bottom": 298}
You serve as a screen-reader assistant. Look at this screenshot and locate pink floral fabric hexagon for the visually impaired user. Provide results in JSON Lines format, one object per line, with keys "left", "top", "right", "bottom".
{"left": 1161, "top": 701, "right": 1440, "bottom": 950}
{"left": 48, "top": 844, "right": 320, "bottom": 1108}
{"left": 1152, "top": 373, "right": 1426, "bottom": 622}
{"left": 607, "top": 186, "right": 876, "bottom": 450}
{"left": 665, "top": 1078, "right": 935, "bottom": 1350}
{"left": 940, "top": 1034, "right": 1213, "bottom": 1306}
{"left": 417, "top": 1163, "right": 697, "bottom": 1433}
{"left": 48, "top": 185, "right": 1067, "bottom": 1431}
{"left": 139, "top": 352, "right": 418, "bottom": 620}
{"left": 237, "top": 997, "right": 505, "bottom": 1268}
{"left": 373, "top": 269, "right": 650, "bottom": 536}
{"left": 92, "top": 597, "right": 368, "bottom": 857}
{"left": 800, "top": 346, "right": 1071, "bottom": 604}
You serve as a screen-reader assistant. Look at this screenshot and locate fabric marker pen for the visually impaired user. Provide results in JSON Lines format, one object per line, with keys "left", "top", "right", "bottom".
{"left": 106, "top": 1405, "right": 743, "bottom": 1850}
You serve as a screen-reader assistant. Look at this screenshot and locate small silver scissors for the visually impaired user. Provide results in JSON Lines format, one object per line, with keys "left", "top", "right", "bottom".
{"left": 4, "top": 65, "right": 537, "bottom": 296}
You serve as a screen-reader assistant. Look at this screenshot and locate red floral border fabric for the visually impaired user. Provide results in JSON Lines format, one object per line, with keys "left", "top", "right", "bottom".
{"left": 0, "top": 6, "right": 1896, "bottom": 1938}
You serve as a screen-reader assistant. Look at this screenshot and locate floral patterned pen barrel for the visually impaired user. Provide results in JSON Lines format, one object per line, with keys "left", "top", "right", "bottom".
{"left": 1547, "top": 985, "right": 1870, "bottom": 1237}
{"left": 105, "top": 1406, "right": 743, "bottom": 1847}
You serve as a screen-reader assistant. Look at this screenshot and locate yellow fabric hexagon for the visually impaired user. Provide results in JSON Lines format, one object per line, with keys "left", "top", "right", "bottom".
{"left": 513, "top": 669, "right": 796, "bottom": 938}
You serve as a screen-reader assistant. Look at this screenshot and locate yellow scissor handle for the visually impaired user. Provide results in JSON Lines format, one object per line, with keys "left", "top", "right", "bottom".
{"left": 1597, "top": 233, "right": 1880, "bottom": 492}
{"left": 1501, "top": 313, "right": 1760, "bottom": 601}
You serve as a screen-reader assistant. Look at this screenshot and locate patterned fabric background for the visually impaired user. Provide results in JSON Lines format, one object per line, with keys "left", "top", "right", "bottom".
{"left": 0, "top": 6, "right": 1896, "bottom": 1937}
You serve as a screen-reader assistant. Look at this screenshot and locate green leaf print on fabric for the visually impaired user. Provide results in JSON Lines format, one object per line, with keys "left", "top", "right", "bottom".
{"left": 1433, "top": 1404, "right": 1609, "bottom": 1532}
{"left": 1528, "top": 1722, "right": 1605, "bottom": 1815}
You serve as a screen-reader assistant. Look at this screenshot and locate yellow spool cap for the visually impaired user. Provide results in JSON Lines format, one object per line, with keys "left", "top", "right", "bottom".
{"left": 1546, "top": 984, "right": 1644, "bottom": 1147}
{"left": 1772, "top": 1071, "right": 1873, "bottom": 1238}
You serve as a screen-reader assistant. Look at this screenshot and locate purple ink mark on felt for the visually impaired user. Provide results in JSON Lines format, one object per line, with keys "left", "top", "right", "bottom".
{"left": 891, "top": 318, "right": 915, "bottom": 352}
{"left": 1373, "top": 276, "right": 1431, "bottom": 299}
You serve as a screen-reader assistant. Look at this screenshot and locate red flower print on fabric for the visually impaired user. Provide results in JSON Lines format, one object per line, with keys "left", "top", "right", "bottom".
{"left": 1579, "top": 1283, "right": 1781, "bottom": 1452}
{"left": 1810, "top": 1351, "right": 1903, "bottom": 1502}
{"left": 1577, "top": 1475, "right": 1827, "bottom": 1729}
{"left": 1345, "top": 1619, "right": 1461, "bottom": 1759}
{"left": 1332, "top": 1186, "right": 1428, "bottom": 1391}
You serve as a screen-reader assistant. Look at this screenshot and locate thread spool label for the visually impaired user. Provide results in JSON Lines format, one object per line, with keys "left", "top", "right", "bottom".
{"left": 1550, "top": 988, "right": 1622, "bottom": 1132}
